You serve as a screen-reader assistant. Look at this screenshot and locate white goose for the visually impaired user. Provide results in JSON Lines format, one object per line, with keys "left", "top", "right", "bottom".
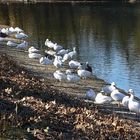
{"left": 85, "top": 89, "right": 96, "bottom": 100}
{"left": 57, "top": 49, "right": 69, "bottom": 56}
{"left": 102, "top": 82, "right": 116, "bottom": 95}
{"left": 14, "top": 27, "right": 23, "bottom": 33}
{"left": 69, "top": 60, "right": 81, "bottom": 69}
{"left": 39, "top": 56, "right": 53, "bottom": 65}
{"left": 53, "top": 55, "right": 64, "bottom": 68}
{"left": 63, "top": 47, "right": 77, "bottom": 61}
{"left": 66, "top": 70, "right": 80, "bottom": 83}
{"left": 16, "top": 41, "right": 28, "bottom": 49}
{"left": 1, "top": 27, "right": 14, "bottom": 35}
{"left": 45, "top": 50, "right": 56, "bottom": 56}
{"left": 122, "top": 95, "right": 130, "bottom": 107}
{"left": 8, "top": 27, "right": 16, "bottom": 35}
{"left": 28, "top": 52, "right": 42, "bottom": 59}
{"left": 7, "top": 41, "right": 18, "bottom": 47}
{"left": 45, "top": 39, "right": 55, "bottom": 49}
{"left": 53, "top": 70, "right": 67, "bottom": 82}
{"left": 111, "top": 89, "right": 125, "bottom": 102}
{"left": 68, "top": 47, "right": 77, "bottom": 58}
{"left": 95, "top": 91, "right": 112, "bottom": 104}
{"left": 53, "top": 43, "right": 63, "bottom": 52}
{"left": 28, "top": 46, "right": 39, "bottom": 53}
{"left": 77, "top": 65, "right": 92, "bottom": 79}
{"left": 128, "top": 89, "right": 140, "bottom": 114}
{"left": 1, "top": 28, "right": 8, "bottom": 35}
{"left": 15, "top": 32, "right": 28, "bottom": 39}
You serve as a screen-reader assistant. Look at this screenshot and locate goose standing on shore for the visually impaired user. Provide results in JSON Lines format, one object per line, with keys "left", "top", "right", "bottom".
{"left": 53, "top": 55, "right": 64, "bottom": 68}
{"left": 122, "top": 95, "right": 130, "bottom": 107}
{"left": 111, "top": 89, "right": 125, "bottom": 102}
{"left": 128, "top": 89, "right": 140, "bottom": 114}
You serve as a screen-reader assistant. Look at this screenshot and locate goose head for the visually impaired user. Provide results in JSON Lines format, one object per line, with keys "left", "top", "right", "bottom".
{"left": 85, "top": 62, "right": 92, "bottom": 73}
{"left": 128, "top": 89, "right": 134, "bottom": 94}
{"left": 111, "top": 82, "right": 116, "bottom": 87}
{"left": 128, "top": 89, "right": 135, "bottom": 101}
{"left": 73, "top": 47, "right": 76, "bottom": 52}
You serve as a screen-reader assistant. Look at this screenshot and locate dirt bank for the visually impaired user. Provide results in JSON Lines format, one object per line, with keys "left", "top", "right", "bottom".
{"left": 1, "top": 53, "right": 140, "bottom": 139}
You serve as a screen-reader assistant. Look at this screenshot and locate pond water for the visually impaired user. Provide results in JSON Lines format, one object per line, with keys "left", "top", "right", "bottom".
{"left": 0, "top": 3, "right": 140, "bottom": 97}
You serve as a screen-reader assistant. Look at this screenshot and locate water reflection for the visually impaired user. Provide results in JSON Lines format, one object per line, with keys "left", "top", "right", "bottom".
{"left": 0, "top": 3, "right": 140, "bottom": 96}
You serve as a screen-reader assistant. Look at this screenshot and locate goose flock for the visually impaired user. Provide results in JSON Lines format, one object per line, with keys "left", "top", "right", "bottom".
{"left": 1, "top": 26, "right": 140, "bottom": 115}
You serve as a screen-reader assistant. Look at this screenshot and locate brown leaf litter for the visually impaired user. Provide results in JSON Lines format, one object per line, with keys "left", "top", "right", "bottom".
{"left": 1, "top": 53, "right": 140, "bottom": 139}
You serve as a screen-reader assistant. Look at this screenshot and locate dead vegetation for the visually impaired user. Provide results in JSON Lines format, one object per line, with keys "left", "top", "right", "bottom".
{"left": 1, "top": 53, "right": 140, "bottom": 139}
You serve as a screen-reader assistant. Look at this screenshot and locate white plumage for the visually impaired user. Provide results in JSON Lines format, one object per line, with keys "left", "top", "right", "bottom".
{"left": 7, "top": 41, "right": 18, "bottom": 47}
{"left": 77, "top": 69, "right": 92, "bottom": 79}
{"left": 53, "top": 70, "right": 67, "bottom": 81}
{"left": 53, "top": 55, "right": 63, "bottom": 68}
{"left": 57, "top": 49, "right": 69, "bottom": 56}
{"left": 1, "top": 28, "right": 8, "bottom": 35}
{"left": 16, "top": 41, "right": 28, "bottom": 49}
{"left": 8, "top": 27, "right": 16, "bottom": 35}
{"left": 45, "top": 39, "right": 55, "bottom": 49}
{"left": 122, "top": 95, "right": 129, "bottom": 107}
{"left": 28, "top": 46, "right": 39, "bottom": 53}
{"left": 69, "top": 60, "right": 81, "bottom": 69}
{"left": 53, "top": 43, "right": 63, "bottom": 51}
{"left": 63, "top": 47, "right": 77, "bottom": 61}
{"left": 39, "top": 56, "right": 53, "bottom": 65}
{"left": 85, "top": 89, "right": 96, "bottom": 100}
{"left": 111, "top": 89, "right": 125, "bottom": 101}
{"left": 45, "top": 50, "right": 56, "bottom": 56}
{"left": 128, "top": 89, "right": 140, "bottom": 114}
{"left": 95, "top": 91, "right": 112, "bottom": 104}
{"left": 28, "top": 52, "right": 42, "bottom": 59}
{"left": 14, "top": 27, "right": 23, "bottom": 33}
{"left": 102, "top": 82, "right": 116, "bottom": 95}
{"left": 15, "top": 32, "right": 28, "bottom": 39}
{"left": 66, "top": 70, "right": 80, "bottom": 83}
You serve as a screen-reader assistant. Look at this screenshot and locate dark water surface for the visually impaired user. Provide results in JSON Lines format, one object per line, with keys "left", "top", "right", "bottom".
{"left": 0, "top": 3, "right": 140, "bottom": 96}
